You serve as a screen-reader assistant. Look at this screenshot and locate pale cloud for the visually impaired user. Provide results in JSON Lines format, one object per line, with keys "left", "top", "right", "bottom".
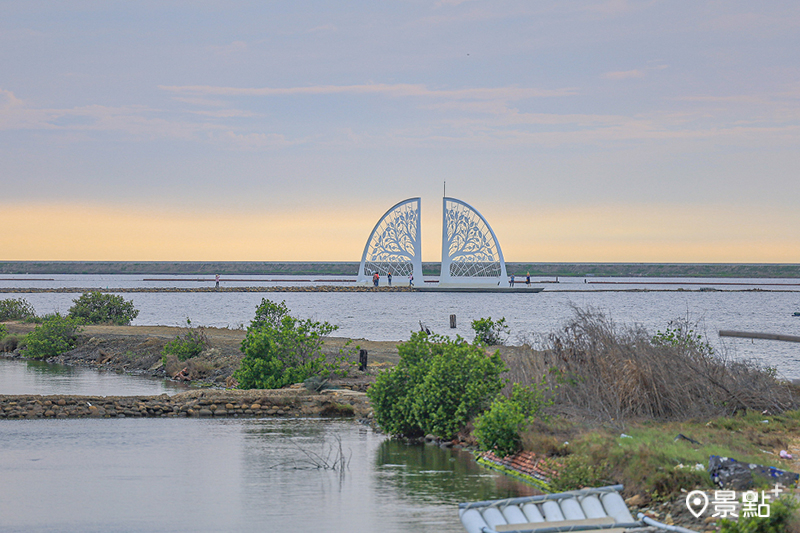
{"left": 188, "top": 109, "right": 258, "bottom": 118}
{"left": 214, "top": 130, "right": 300, "bottom": 150}
{"left": 306, "top": 24, "right": 336, "bottom": 33}
{"left": 603, "top": 69, "right": 645, "bottom": 80}
{"left": 702, "top": 10, "right": 800, "bottom": 34}
{"left": 0, "top": 100, "right": 220, "bottom": 140}
{"left": 158, "top": 83, "right": 576, "bottom": 100}
{"left": 5, "top": 81, "right": 796, "bottom": 153}
{"left": 0, "top": 89, "right": 24, "bottom": 109}
{"left": 207, "top": 40, "right": 248, "bottom": 56}
{"left": 172, "top": 96, "right": 230, "bottom": 107}
{"left": 0, "top": 90, "right": 282, "bottom": 145}
{"left": 436, "top": 0, "right": 479, "bottom": 6}
{"left": 577, "top": 0, "right": 655, "bottom": 16}
{"left": 603, "top": 62, "right": 668, "bottom": 80}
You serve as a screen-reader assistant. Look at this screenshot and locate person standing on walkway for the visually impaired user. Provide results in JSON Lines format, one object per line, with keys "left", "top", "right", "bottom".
{"left": 526, "top": 273, "right": 530, "bottom": 287}
{"left": 373, "top": 272, "right": 380, "bottom": 287}
{"left": 387, "top": 272, "right": 392, "bottom": 286}
{"left": 409, "top": 274, "right": 414, "bottom": 287}
{"left": 510, "top": 274, "right": 515, "bottom": 287}
{"left": 215, "top": 274, "right": 220, "bottom": 290}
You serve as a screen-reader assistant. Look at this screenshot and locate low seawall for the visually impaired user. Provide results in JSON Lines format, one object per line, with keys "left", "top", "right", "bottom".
{"left": 0, "top": 388, "right": 372, "bottom": 420}
{"left": 0, "top": 286, "right": 414, "bottom": 293}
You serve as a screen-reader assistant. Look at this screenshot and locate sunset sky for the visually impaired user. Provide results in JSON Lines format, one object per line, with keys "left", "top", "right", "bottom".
{"left": 2, "top": 1, "right": 799, "bottom": 262}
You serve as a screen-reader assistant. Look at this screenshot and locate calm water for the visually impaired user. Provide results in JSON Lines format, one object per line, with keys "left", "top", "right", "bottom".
{"left": 3, "top": 274, "right": 800, "bottom": 377}
{"left": 1, "top": 274, "right": 799, "bottom": 531}
{"left": 0, "top": 418, "right": 534, "bottom": 533}
{"left": 0, "top": 358, "right": 190, "bottom": 396}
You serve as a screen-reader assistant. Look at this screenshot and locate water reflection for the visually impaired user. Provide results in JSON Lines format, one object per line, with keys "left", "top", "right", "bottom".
{"left": 0, "top": 358, "right": 190, "bottom": 396}
{"left": 375, "top": 439, "right": 538, "bottom": 505}
{"left": 0, "top": 417, "right": 533, "bottom": 533}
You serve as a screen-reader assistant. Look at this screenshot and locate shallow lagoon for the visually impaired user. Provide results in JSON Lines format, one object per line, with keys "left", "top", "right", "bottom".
{"left": 0, "top": 418, "right": 535, "bottom": 533}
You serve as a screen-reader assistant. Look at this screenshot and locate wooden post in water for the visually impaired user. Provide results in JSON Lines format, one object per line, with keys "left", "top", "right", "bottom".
{"left": 358, "top": 349, "right": 368, "bottom": 371}
{"left": 450, "top": 314, "right": 457, "bottom": 328}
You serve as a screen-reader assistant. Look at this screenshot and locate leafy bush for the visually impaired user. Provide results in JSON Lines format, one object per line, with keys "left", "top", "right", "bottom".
{"left": 68, "top": 291, "right": 139, "bottom": 325}
{"left": 475, "top": 379, "right": 554, "bottom": 457}
{"left": 24, "top": 314, "right": 82, "bottom": 359}
{"left": 651, "top": 317, "right": 714, "bottom": 356}
{"left": 0, "top": 324, "right": 6, "bottom": 338}
{"left": 163, "top": 318, "right": 209, "bottom": 362}
{"left": 235, "top": 299, "right": 352, "bottom": 390}
{"left": 474, "top": 397, "right": 526, "bottom": 456}
{"left": 720, "top": 497, "right": 799, "bottom": 533}
{"left": 367, "top": 332, "right": 507, "bottom": 439}
{"left": 471, "top": 317, "right": 509, "bottom": 346}
{"left": 0, "top": 298, "right": 36, "bottom": 321}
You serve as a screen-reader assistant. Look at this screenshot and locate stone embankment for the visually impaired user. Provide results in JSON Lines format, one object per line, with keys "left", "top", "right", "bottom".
{"left": 0, "top": 388, "right": 371, "bottom": 420}
{"left": 1, "top": 286, "right": 414, "bottom": 293}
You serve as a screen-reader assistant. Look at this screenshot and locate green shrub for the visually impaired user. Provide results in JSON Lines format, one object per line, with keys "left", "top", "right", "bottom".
{"left": 0, "top": 324, "right": 6, "bottom": 338}
{"left": 0, "top": 298, "right": 36, "bottom": 321}
{"left": 471, "top": 317, "right": 509, "bottom": 346}
{"left": 248, "top": 298, "right": 290, "bottom": 331}
{"left": 24, "top": 314, "right": 82, "bottom": 359}
{"left": 68, "top": 291, "right": 139, "bottom": 325}
{"left": 367, "top": 332, "right": 507, "bottom": 439}
{"left": 475, "top": 380, "right": 554, "bottom": 457}
{"left": 474, "top": 398, "right": 526, "bottom": 456}
{"left": 163, "top": 318, "right": 209, "bottom": 362}
{"left": 235, "top": 299, "right": 353, "bottom": 390}
{"left": 720, "top": 497, "right": 799, "bottom": 533}
{"left": 651, "top": 317, "right": 714, "bottom": 356}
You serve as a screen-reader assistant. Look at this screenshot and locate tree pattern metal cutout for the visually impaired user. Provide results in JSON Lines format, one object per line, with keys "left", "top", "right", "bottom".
{"left": 444, "top": 198, "right": 501, "bottom": 277}
{"left": 362, "top": 199, "right": 420, "bottom": 278}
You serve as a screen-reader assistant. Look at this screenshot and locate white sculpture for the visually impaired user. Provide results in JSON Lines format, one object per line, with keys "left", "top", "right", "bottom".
{"left": 357, "top": 196, "right": 507, "bottom": 288}
{"left": 357, "top": 197, "right": 423, "bottom": 285}
{"left": 439, "top": 197, "right": 508, "bottom": 287}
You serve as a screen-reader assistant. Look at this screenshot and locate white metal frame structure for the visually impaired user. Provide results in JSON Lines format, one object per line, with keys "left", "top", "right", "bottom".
{"left": 357, "top": 198, "right": 423, "bottom": 285}
{"left": 440, "top": 197, "right": 508, "bottom": 287}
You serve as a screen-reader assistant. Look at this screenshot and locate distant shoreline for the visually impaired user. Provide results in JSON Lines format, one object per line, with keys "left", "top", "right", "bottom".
{"left": 1, "top": 261, "right": 800, "bottom": 278}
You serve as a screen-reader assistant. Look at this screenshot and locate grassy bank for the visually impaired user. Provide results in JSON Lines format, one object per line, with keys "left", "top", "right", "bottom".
{"left": 527, "top": 411, "right": 800, "bottom": 498}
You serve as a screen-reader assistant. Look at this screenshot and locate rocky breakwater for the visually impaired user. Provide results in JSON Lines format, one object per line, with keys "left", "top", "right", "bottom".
{"left": 0, "top": 388, "right": 371, "bottom": 420}
{"left": 3, "top": 285, "right": 415, "bottom": 293}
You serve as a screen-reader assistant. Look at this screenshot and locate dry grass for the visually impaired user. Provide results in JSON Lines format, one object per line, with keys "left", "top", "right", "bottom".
{"left": 503, "top": 307, "right": 795, "bottom": 422}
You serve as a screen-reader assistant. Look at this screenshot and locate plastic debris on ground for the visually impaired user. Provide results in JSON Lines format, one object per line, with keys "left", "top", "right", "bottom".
{"left": 708, "top": 455, "right": 799, "bottom": 490}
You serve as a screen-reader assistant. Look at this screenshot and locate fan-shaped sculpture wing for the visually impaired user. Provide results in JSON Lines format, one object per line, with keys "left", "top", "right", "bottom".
{"left": 357, "top": 198, "right": 423, "bottom": 284}
{"left": 440, "top": 197, "right": 508, "bottom": 286}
